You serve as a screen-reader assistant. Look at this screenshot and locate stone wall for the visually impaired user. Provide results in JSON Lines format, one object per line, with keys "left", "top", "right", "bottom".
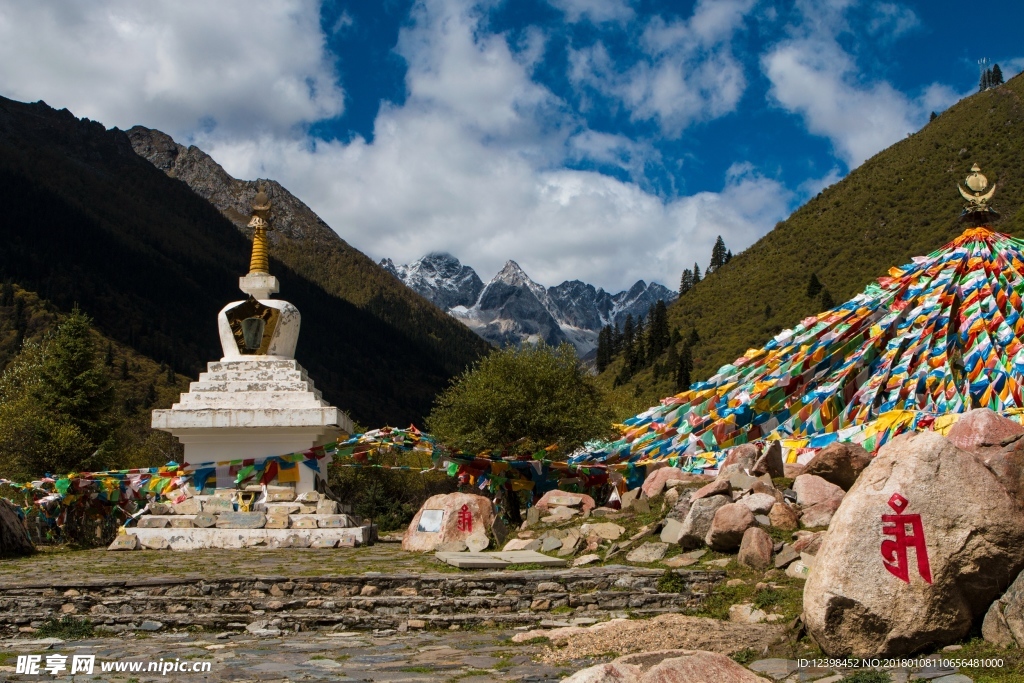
{"left": 0, "top": 567, "right": 724, "bottom": 635}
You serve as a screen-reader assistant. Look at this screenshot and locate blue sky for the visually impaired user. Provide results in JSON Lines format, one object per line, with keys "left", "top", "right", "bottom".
{"left": 0, "top": 0, "right": 1021, "bottom": 292}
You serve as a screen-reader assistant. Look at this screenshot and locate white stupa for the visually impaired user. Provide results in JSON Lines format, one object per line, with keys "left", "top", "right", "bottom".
{"left": 152, "top": 189, "right": 352, "bottom": 494}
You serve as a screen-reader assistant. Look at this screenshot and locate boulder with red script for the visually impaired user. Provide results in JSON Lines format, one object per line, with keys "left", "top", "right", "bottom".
{"left": 402, "top": 492, "right": 494, "bottom": 552}
{"left": 803, "top": 430, "right": 1024, "bottom": 656}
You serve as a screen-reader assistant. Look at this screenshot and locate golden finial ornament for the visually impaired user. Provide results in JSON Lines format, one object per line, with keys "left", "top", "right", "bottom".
{"left": 958, "top": 164, "right": 999, "bottom": 226}
{"left": 247, "top": 187, "right": 272, "bottom": 274}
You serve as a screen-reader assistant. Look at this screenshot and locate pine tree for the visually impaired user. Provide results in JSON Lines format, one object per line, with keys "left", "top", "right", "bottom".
{"left": 675, "top": 342, "right": 693, "bottom": 391}
{"left": 647, "top": 300, "right": 670, "bottom": 359}
{"left": 692, "top": 263, "right": 701, "bottom": 284}
{"left": 679, "top": 268, "right": 694, "bottom": 295}
{"left": 981, "top": 68, "right": 992, "bottom": 91}
{"left": 120, "top": 358, "right": 129, "bottom": 380}
{"left": 665, "top": 341, "right": 678, "bottom": 375}
{"left": 807, "top": 273, "right": 823, "bottom": 298}
{"left": 709, "top": 236, "right": 728, "bottom": 273}
{"left": 764, "top": 303, "right": 772, "bottom": 319}
{"left": 596, "top": 326, "right": 612, "bottom": 373}
{"left": 621, "top": 315, "right": 635, "bottom": 376}
{"left": 143, "top": 382, "right": 157, "bottom": 409}
{"left": 34, "top": 307, "right": 114, "bottom": 446}
{"left": 992, "top": 63, "right": 1004, "bottom": 85}
{"left": 670, "top": 327, "right": 681, "bottom": 345}
{"left": 632, "top": 315, "right": 646, "bottom": 371}
{"left": 0, "top": 280, "right": 12, "bottom": 307}
{"left": 165, "top": 364, "right": 176, "bottom": 385}
{"left": 725, "top": 249, "right": 732, "bottom": 263}
{"left": 929, "top": 111, "right": 937, "bottom": 122}
{"left": 688, "top": 326, "right": 700, "bottom": 346}
{"left": 612, "top": 322, "right": 622, "bottom": 355}
{"left": 820, "top": 288, "right": 835, "bottom": 310}
{"left": 104, "top": 343, "right": 114, "bottom": 366}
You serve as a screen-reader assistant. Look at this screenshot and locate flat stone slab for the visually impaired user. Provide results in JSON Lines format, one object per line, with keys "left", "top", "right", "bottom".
{"left": 128, "top": 526, "right": 375, "bottom": 551}
{"left": 137, "top": 516, "right": 171, "bottom": 528}
{"left": 200, "top": 497, "right": 234, "bottom": 513}
{"left": 435, "top": 550, "right": 569, "bottom": 569}
{"left": 216, "top": 512, "right": 266, "bottom": 529}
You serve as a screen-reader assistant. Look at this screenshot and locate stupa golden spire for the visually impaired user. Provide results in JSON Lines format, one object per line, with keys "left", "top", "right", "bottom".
{"left": 957, "top": 163, "right": 999, "bottom": 226}
{"left": 248, "top": 188, "right": 272, "bottom": 275}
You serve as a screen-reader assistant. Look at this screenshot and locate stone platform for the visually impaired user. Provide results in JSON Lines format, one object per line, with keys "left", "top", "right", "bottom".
{"left": 129, "top": 525, "right": 376, "bottom": 551}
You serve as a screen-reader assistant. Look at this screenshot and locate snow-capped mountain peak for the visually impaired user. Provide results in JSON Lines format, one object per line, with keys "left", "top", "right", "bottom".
{"left": 382, "top": 253, "right": 677, "bottom": 356}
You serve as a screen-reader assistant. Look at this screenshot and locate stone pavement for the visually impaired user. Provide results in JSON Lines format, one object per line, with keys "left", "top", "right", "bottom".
{"left": 0, "top": 627, "right": 579, "bottom": 682}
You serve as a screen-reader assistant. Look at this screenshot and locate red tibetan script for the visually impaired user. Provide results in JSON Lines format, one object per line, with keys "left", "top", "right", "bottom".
{"left": 880, "top": 492, "right": 932, "bottom": 584}
{"left": 456, "top": 504, "right": 473, "bottom": 533}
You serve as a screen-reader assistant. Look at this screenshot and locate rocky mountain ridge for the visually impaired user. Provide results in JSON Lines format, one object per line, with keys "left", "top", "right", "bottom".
{"left": 382, "top": 253, "right": 676, "bottom": 354}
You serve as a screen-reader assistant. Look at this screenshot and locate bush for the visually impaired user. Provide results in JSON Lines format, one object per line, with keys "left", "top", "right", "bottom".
{"left": 328, "top": 450, "right": 455, "bottom": 532}
{"left": 428, "top": 343, "right": 612, "bottom": 455}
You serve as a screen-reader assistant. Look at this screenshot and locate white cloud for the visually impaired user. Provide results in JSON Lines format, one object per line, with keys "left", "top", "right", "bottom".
{"left": 568, "top": 0, "right": 755, "bottom": 137}
{"left": 868, "top": 2, "right": 919, "bottom": 39}
{"left": 0, "top": 1, "right": 342, "bottom": 138}
{"left": 761, "top": 2, "right": 959, "bottom": 168}
{"left": 0, "top": 0, "right": 792, "bottom": 292}
{"left": 548, "top": 0, "right": 634, "bottom": 25}
{"left": 202, "top": 0, "right": 790, "bottom": 291}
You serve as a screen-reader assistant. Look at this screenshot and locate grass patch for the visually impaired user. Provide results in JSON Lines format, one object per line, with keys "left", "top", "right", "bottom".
{"left": 731, "top": 648, "right": 759, "bottom": 665}
{"left": 946, "top": 637, "right": 1024, "bottom": 683}
{"left": 753, "top": 588, "right": 784, "bottom": 610}
{"left": 515, "top": 636, "right": 550, "bottom": 646}
{"left": 657, "top": 570, "right": 689, "bottom": 593}
{"left": 841, "top": 671, "right": 890, "bottom": 683}
{"left": 550, "top": 605, "right": 573, "bottom": 614}
{"left": 37, "top": 615, "right": 94, "bottom": 640}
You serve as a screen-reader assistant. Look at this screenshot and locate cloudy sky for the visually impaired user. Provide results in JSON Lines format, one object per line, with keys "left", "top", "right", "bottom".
{"left": 0, "top": 1, "right": 1020, "bottom": 292}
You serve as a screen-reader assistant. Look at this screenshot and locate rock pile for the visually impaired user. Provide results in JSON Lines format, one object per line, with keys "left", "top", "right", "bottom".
{"left": 804, "top": 409, "right": 1024, "bottom": 656}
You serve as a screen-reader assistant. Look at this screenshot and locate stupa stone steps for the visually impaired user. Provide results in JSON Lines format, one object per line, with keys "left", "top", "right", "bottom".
{"left": 199, "top": 369, "right": 312, "bottom": 382}
{"left": 0, "top": 568, "right": 724, "bottom": 634}
{"left": 188, "top": 380, "right": 317, "bottom": 394}
{"left": 174, "top": 392, "right": 329, "bottom": 408}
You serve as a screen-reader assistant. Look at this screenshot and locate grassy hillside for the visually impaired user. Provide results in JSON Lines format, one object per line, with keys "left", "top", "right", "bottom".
{"left": 0, "top": 96, "right": 486, "bottom": 426}
{"left": 599, "top": 73, "right": 1024, "bottom": 415}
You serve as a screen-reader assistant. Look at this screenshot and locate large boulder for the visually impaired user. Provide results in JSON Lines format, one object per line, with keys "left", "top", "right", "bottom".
{"left": 705, "top": 503, "right": 755, "bottom": 551}
{"left": 692, "top": 478, "right": 731, "bottom": 501}
{"left": 642, "top": 467, "right": 688, "bottom": 498}
{"left": 536, "top": 489, "right": 596, "bottom": 514}
{"left": 562, "top": 662, "right": 641, "bottom": 682}
{"left": 803, "top": 431, "right": 1024, "bottom": 656}
{"left": 946, "top": 408, "right": 1024, "bottom": 453}
{"left": 403, "top": 493, "right": 494, "bottom": 552}
{"left": 639, "top": 651, "right": 769, "bottom": 682}
{"left": 678, "top": 495, "right": 730, "bottom": 549}
{"left": 768, "top": 502, "right": 799, "bottom": 530}
{"left": 751, "top": 441, "right": 785, "bottom": 479}
{"left": 738, "top": 527, "right": 773, "bottom": 570}
{"left": 0, "top": 499, "right": 34, "bottom": 557}
{"left": 982, "top": 568, "right": 1024, "bottom": 648}
{"left": 803, "top": 442, "right": 872, "bottom": 491}
{"left": 793, "top": 474, "right": 845, "bottom": 507}
{"left": 565, "top": 650, "right": 768, "bottom": 683}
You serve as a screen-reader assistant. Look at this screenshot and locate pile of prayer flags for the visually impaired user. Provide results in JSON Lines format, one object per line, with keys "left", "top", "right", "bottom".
{"left": 572, "top": 227, "right": 1024, "bottom": 471}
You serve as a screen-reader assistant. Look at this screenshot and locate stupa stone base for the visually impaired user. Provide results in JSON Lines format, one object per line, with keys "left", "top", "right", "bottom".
{"left": 125, "top": 525, "right": 377, "bottom": 551}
